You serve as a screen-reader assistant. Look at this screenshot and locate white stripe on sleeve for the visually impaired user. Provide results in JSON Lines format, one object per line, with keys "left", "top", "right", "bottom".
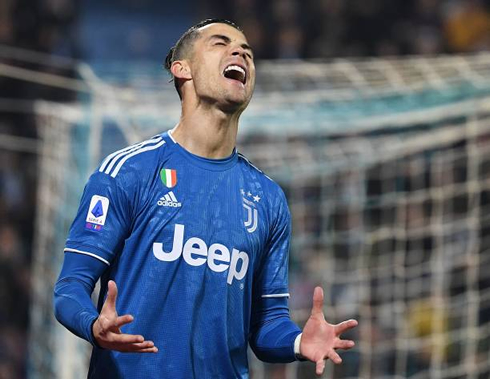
{"left": 64, "top": 248, "right": 110, "bottom": 265}
{"left": 111, "top": 140, "right": 166, "bottom": 178}
{"left": 99, "top": 136, "right": 161, "bottom": 173}
{"left": 104, "top": 137, "right": 163, "bottom": 175}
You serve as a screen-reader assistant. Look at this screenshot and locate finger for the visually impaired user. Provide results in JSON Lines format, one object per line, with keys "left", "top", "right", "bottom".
{"left": 116, "top": 341, "right": 157, "bottom": 353}
{"left": 108, "top": 332, "right": 144, "bottom": 344}
{"left": 311, "top": 286, "right": 324, "bottom": 317}
{"left": 104, "top": 280, "right": 118, "bottom": 311}
{"left": 121, "top": 346, "right": 159, "bottom": 353}
{"left": 115, "top": 314, "right": 134, "bottom": 328}
{"left": 335, "top": 339, "right": 355, "bottom": 350}
{"left": 327, "top": 349, "right": 342, "bottom": 365}
{"left": 132, "top": 347, "right": 159, "bottom": 353}
{"left": 334, "top": 319, "right": 358, "bottom": 335}
{"left": 130, "top": 341, "right": 156, "bottom": 349}
{"left": 315, "top": 358, "right": 326, "bottom": 376}
{"left": 96, "top": 315, "right": 121, "bottom": 335}
{"left": 116, "top": 340, "right": 156, "bottom": 350}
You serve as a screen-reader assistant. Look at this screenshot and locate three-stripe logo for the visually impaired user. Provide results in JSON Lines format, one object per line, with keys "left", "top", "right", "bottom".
{"left": 157, "top": 191, "right": 182, "bottom": 208}
{"left": 98, "top": 136, "right": 166, "bottom": 178}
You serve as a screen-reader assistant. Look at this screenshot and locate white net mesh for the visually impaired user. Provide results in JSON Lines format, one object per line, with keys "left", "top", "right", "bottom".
{"left": 28, "top": 102, "right": 91, "bottom": 379}
{"left": 22, "top": 53, "right": 490, "bottom": 378}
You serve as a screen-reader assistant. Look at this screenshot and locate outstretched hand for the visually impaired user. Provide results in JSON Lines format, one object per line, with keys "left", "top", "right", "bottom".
{"left": 300, "top": 287, "right": 358, "bottom": 376}
{"left": 92, "top": 280, "right": 158, "bottom": 353}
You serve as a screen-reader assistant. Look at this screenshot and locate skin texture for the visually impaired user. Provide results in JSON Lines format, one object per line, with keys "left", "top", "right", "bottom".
{"left": 169, "top": 22, "right": 256, "bottom": 159}
{"left": 300, "top": 287, "right": 358, "bottom": 375}
{"left": 92, "top": 22, "right": 358, "bottom": 375}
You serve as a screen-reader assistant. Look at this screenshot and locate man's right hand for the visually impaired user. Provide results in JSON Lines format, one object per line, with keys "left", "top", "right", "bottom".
{"left": 92, "top": 280, "right": 158, "bottom": 353}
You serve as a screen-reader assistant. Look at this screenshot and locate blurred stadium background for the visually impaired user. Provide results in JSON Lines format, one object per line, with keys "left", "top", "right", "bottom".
{"left": 1, "top": 0, "right": 490, "bottom": 378}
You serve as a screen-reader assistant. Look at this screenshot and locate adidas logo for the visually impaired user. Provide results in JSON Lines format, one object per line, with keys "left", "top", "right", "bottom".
{"left": 157, "top": 191, "right": 182, "bottom": 208}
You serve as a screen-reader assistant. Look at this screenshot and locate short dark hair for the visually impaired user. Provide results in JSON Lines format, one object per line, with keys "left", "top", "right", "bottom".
{"left": 164, "top": 18, "right": 242, "bottom": 99}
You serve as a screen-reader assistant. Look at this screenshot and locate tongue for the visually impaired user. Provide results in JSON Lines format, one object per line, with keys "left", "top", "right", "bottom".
{"left": 224, "top": 70, "right": 244, "bottom": 83}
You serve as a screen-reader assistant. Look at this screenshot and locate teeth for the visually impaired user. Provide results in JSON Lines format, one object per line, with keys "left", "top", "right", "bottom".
{"left": 224, "top": 65, "right": 245, "bottom": 76}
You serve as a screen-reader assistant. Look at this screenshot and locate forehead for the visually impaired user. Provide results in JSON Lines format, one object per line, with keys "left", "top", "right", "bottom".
{"left": 197, "top": 23, "right": 248, "bottom": 44}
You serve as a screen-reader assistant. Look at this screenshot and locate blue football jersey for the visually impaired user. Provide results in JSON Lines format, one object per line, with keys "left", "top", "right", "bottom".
{"left": 65, "top": 131, "right": 292, "bottom": 378}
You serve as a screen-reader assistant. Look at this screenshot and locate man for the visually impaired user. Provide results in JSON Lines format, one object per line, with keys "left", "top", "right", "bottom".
{"left": 54, "top": 19, "right": 358, "bottom": 378}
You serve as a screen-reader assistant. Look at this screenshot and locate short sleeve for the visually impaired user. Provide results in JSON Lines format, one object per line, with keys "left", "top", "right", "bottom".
{"left": 254, "top": 188, "right": 292, "bottom": 299}
{"left": 64, "top": 170, "right": 132, "bottom": 265}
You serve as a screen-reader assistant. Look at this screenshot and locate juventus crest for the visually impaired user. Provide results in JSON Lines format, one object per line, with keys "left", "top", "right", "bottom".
{"left": 241, "top": 189, "right": 260, "bottom": 233}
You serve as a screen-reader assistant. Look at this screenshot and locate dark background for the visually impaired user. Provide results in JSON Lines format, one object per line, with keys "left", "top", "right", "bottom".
{"left": 1, "top": 0, "right": 490, "bottom": 377}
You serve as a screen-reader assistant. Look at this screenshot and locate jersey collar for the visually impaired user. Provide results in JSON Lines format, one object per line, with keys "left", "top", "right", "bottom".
{"left": 162, "top": 130, "right": 238, "bottom": 172}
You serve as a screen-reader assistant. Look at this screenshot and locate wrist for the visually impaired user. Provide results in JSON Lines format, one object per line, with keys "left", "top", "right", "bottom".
{"left": 294, "top": 333, "right": 306, "bottom": 361}
{"left": 90, "top": 317, "right": 102, "bottom": 348}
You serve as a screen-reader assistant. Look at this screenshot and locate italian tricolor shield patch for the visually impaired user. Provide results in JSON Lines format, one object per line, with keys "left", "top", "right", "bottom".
{"left": 160, "top": 168, "right": 177, "bottom": 188}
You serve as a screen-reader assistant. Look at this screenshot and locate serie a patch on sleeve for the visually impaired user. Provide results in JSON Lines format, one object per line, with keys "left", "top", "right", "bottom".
{"left": 85, "top": 195, "right": 110, "bottom": 231}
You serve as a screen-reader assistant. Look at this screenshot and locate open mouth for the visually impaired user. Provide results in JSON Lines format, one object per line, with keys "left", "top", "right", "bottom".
{"left": 223, "top": 65, "right": 247, "bottom": 85}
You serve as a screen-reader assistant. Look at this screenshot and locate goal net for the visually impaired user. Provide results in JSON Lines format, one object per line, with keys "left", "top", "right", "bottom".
{"left": 24, "top": 53, "right": 490, "bottom": 379}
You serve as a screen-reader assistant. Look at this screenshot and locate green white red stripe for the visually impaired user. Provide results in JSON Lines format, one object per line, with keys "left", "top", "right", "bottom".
{"left": 160, "top": 168, "right": 177, "bottom": 188}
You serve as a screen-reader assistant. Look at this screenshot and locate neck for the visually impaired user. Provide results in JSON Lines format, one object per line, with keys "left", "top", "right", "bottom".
{"left": 170, "top": 98, "right": 242, "bottom": 159}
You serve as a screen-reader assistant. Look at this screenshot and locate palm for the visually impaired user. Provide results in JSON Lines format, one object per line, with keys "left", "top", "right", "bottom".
{"left": 92, "top": 280, "right": 158, "bottom": 353}
{"left": 97, "top": 295, "right": 122, "bottom": 335}
{"left": 301, "top": 313, "right": 335, "bottom": 358}
{"left": 300, "top": 287, "right": 358, "bottom": 376}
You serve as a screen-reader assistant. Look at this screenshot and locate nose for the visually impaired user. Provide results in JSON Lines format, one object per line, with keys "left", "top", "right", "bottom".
{"left": 231, "top": 45, "right": 248, "bottom": 59}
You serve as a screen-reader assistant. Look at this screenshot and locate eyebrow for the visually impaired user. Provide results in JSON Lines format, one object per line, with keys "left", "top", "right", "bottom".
{"left": 209, "top": 34, "right": 254, "bottom": 55}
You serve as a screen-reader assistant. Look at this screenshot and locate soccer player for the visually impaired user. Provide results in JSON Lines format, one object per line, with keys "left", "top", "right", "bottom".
{"left": 54, "top": 18, "right": 358, "bottom": 378}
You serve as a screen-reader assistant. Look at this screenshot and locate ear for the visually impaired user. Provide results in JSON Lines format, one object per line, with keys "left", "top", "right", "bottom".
{"left": 171, "top": 60, "right": 192, "bottom": 80}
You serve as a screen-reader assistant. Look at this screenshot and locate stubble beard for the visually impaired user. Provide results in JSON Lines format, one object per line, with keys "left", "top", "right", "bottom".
{"left": 212, "top": 83, "right": 251, "bottom": 115}
{"left": 193, "top": 70, "right": 252, "bottom": 115}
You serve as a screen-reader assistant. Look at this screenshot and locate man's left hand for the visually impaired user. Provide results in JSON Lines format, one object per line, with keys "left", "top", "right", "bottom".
{"left": 300, "top": 286, "right": 358, "bottom": 376}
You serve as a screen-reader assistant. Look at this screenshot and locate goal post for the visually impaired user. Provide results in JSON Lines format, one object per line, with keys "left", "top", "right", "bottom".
{"left": 23, "top": 54, "right": 490, "bottom": 379}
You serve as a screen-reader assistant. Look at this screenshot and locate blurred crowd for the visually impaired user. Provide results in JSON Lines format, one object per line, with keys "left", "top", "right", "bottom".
{"left": 0, "top": 0, "right": 79, "bottom": 377}
{"left": 250, "top": 131, "right": 490, "bottom": 378}
{"left": 202, "top": 0, "right": 490, "bottom": 59}
{"left": 1, "top": 0, "right": 490, "bottom": 378}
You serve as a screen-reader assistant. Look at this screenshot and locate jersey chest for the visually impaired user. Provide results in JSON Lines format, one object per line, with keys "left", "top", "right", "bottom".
{"left": 133, "top": 163, "right": 268, "bottom": 283}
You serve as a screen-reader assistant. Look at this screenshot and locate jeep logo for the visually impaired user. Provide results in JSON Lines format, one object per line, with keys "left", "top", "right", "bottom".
{"left": 153, "top": 224, "right": 249, "bottom": 285}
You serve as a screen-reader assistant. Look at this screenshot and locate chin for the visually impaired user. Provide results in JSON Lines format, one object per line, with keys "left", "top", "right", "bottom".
{"left": 220, "top": 94, "right": 251, "bottom": 113}
{"left": 219, "top": 101, "right": 247, "bottom": 114}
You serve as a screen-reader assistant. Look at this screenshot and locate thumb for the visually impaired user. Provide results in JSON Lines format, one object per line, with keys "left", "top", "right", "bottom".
{"left": 311, "top": 286, "right": 325, "bottom": 318}
{"left": 103, "top": 280, "right": 118, "bottom": 312}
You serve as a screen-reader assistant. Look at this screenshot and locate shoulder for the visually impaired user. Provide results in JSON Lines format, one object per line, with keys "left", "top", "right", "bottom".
{"left": 85, "top": 134, "right": 170, "bottom": 200}
{"left": 237, "top": 152, "right": 288, "bottom": 208}
{"left": 237, "top": 152, "right": 272, "bottom": 182}
{"left": 97, "top": 134, "right": 168, "bottom": 180}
